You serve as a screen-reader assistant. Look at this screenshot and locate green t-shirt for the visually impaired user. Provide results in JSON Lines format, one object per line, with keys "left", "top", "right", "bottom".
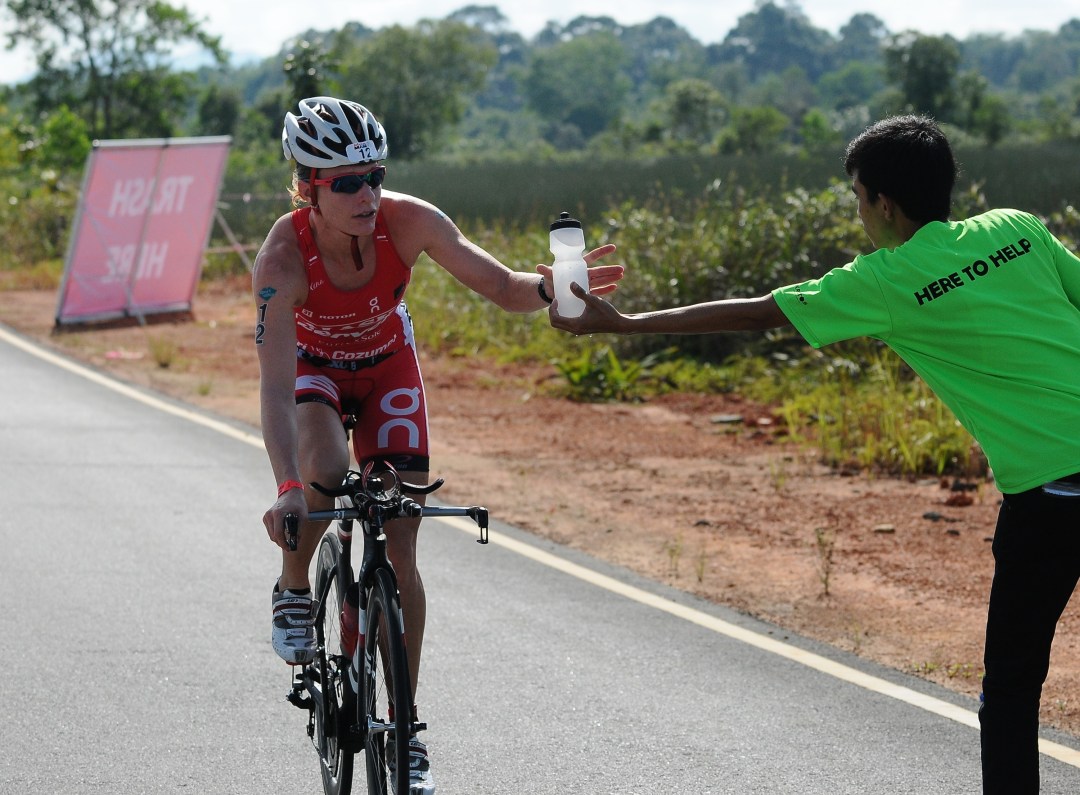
{"left": 772, "top": 208, "right": 1080, "bottom": 493}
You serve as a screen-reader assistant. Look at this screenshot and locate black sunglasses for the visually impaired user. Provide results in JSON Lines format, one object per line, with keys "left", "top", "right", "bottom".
{"left": 310, "top": 166, "right": 387, "bottom": 194}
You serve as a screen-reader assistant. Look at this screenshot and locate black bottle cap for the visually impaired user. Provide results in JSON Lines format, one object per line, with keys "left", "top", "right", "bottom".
{"left": 550, "top": 211, "right": 581, "bottom": 231}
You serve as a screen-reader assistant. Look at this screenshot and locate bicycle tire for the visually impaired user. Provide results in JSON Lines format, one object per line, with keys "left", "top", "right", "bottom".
{"left": 361, "top": 567, "right": 413, "bottom": 795}
{"left": 314, "top": 532, "right": 356, "bottom": 795}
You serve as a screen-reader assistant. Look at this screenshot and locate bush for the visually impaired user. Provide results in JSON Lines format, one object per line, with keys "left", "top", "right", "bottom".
{"left": 592, "top": 180, "right": 866, "bottom": 362}
{"left": 0, "top": 173, "right": 79, "bottom": 271}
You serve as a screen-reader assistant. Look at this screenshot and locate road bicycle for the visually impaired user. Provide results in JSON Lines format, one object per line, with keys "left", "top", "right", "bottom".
{"left": 285, "top": 462, "right": 489, "bottom": 795}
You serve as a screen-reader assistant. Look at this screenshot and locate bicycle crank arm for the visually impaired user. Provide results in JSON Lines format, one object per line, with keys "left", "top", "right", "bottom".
{"left": 286, "top": 675, "right": 315, "bottom": 711}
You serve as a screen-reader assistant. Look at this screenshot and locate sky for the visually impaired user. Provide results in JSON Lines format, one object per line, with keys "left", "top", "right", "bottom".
{"left": 0, "top": 0, "right": 1077, "bottom": 84}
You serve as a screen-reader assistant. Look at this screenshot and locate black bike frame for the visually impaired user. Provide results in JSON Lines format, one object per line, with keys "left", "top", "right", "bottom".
{"left": 287, "top": 468, "right": 488, "bottom": 795}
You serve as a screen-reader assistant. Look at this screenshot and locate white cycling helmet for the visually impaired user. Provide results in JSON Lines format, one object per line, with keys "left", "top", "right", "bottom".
{"left": 282, "top": 96, "right": 388, "bottom": 168}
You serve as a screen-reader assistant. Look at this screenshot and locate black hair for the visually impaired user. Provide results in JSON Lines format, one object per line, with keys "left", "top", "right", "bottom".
{"left": 843, "top": 115, "right": 958, "bottom": 223}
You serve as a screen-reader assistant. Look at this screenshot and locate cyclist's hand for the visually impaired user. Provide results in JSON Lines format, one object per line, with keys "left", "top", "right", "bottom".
{"left": 537, "top": 244, "right": 622, "bottom": 298}
{"left": 263, "top": 488, "right": 308, "bottom": 552}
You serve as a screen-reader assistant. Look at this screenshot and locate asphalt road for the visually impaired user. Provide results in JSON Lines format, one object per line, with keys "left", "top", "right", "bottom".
{"left": 3, "top": 324, "right": 1080, "bottom": 794}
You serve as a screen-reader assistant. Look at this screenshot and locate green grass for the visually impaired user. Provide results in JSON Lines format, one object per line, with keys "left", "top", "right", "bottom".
{"left": 757, "top": 344, "right": 978, "bottom": 478}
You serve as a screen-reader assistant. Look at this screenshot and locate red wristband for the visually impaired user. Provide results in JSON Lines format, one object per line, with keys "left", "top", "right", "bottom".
{"left": 277, "top": 479, "right": 304, "bottom": 498}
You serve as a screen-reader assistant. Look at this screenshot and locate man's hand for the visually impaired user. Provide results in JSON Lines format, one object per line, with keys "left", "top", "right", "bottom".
{"left": 548, "top": 281, "right": 630, "bottom": 336}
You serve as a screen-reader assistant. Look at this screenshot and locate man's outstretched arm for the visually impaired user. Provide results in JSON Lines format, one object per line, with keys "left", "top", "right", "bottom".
{"left": 549, "top": 283, "right": 789, "bottom": 337}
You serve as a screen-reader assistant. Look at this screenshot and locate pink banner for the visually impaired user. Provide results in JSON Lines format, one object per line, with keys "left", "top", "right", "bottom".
{"left": 55, "top": 136, "right": 231, "bottom": 326}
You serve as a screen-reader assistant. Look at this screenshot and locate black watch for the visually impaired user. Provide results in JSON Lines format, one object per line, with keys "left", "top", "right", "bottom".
{"left": 537, "top": 276, "right": 554, "bottom": 304}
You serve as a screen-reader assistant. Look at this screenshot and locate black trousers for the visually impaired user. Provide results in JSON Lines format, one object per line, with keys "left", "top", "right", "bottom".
{"left": 980, "top": 483, "right": 1080, "bottom": 794}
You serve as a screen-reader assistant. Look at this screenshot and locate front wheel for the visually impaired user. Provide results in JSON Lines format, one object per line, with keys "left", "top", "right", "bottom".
{"left": 314, "top": 532, "right": 356, "bottom": 795}
{"left": 362, "top": 568, "right": 413, "bottom": 795}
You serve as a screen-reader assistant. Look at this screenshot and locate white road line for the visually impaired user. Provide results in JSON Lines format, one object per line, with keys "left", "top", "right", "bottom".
{"left": 436, "top": 522, "right": 1080, "bottom": 770}
{"left": 6, "top": 323, "right": 1079, "bottom": 768}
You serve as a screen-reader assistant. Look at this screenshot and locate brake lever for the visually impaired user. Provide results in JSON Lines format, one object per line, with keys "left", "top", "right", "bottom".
{"left": 471, "top": 507, "right": 489, "bottom": 544}
{"left": 284, "top": 513, "right": 299, "bottom": 551}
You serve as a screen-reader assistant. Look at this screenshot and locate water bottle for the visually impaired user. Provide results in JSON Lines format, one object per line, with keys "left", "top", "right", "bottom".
{"left": 549, "top": 211, "right": 589, "bottom": 318}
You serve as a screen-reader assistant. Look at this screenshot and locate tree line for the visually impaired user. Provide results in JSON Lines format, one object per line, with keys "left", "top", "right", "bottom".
{"left": 3, "top": 1, "right": 1080, "bottom": 161}
{"left": 0, "top": 0, "right": 1078, "bottom": 272}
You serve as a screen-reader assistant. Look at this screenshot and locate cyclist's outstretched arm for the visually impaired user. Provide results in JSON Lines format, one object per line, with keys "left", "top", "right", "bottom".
{"left": 389, "top": 194, "right": 622, "bottom": 313}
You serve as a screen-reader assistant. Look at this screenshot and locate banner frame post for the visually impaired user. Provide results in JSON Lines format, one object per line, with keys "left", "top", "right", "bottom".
{"left": 54, "top": 146, "right": 99, "bottom": 327}
{"left": 123, "top": 140, "right": 170, "bottom": 327}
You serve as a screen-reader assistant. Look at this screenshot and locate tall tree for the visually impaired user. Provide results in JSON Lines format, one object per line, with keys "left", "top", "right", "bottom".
{"left": 282, "top": 39, "right": 333, "bottom": 101}
{"left": 447, "top": 5, "right": 527, "bottom": 112}
{"left": 663, "top": 78, "right": 725, "bottom": 147}
{"left": 194, "top": 83, "right": 242, "bottom": 137}
{"left": 618, "top": 16, "right": 708, "bottom": 99}
{"left": 817, "top": 61, "right": 886, "bottom": 112}
{"left": 718, "top": 105, "right": 789, "bottom": 154}
{"left": 533, "top": 15, "right": 622, "bottom": 47}
{"left": 962, "top": 33, "right": 1027, "bottom": 87}
{"left": 522, "top": 31, "right": 631, "bottom": 141}
{"left": 835, "top": 13, "right": 888, "bottom": 63}
{"left": 712, "top": 2, "right": 835, "bottom": 81}
{"left": 884, "top": 32, "right": 961, "bottom": 118}
{"left": 955, "top": 71, "right": 1011, "bottom": 145}
{"left": 446, "top": 4, "right": 511, "bottom": 35}
{"left": 2, "top": 0, "right": 225, "bottom": 138}
{"left": 333, "top": 20, "right": 496, "bottom": 159}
